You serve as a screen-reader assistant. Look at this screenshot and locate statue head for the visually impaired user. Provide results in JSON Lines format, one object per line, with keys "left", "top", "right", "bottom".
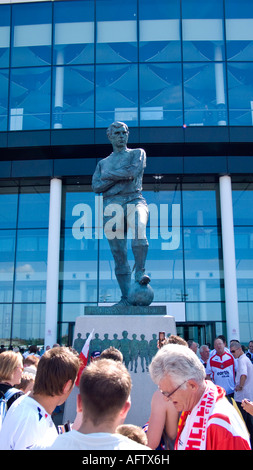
{"left": 106, "top": 121, "right": 129, "bottom": 140}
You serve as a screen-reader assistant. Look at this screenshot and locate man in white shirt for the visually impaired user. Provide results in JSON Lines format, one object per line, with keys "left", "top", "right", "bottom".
{"left": 45, "top": 358, "right": 150, "bottom": 450}
{"left": 206, "top": 337, "right": 235, "bottom": 397}
{"left": 0, "top": 346, "right": 80, "bottom": 450}
{"left": 230, "top": 340, "right": 253, "bottom": 448}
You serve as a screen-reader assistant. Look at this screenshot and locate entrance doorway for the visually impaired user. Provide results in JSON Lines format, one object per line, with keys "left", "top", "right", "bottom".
{"left": 176, "top": 321, "right": 216, "bottom": 348}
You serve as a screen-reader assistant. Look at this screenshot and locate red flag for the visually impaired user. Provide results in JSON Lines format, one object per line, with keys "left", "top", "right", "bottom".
{"left": 75, "top": 329, "right": 94, "bottom": 387}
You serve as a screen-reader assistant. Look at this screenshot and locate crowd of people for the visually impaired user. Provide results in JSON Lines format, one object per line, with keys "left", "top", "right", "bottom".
{"left": 0, "top": 334, "right": 253, "bottom": 450}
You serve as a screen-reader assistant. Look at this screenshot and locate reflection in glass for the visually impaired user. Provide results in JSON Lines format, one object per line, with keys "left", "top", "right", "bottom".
{"left": 234, "top": 227, "right": 253, "bottom": 301}
{"left": 182, "top": 183, "right": 220, "bottom": 226}
{"left": 9, "top": 67, "right": 51, "bottom": 131}
{"left": 185, "top": 302, "right": 225, "bottom": 322}
{"left": 228, "top": 63, "right": 253, "bottom": 126}
{"left": 0, "top": 304, "right": 12, "bottom": 345}
{"left": 225, "top": 0, "right": 253, "bottom": 61}
{"left": 14, "top": 229, "right": 48, "bottom": 303}
{"left": 96, "top": 64, "right": 138, "bottom": 127}
{"left": 12, "top": 303, "right": 45, "bottom": 345}
{"left": 52, "top": 65, "right": 94, "bottom": 129}
{"left": 63, "top": 188, "right": 96, "bottom": 229}
{"left": 11, "top": 2, "right": 52, "bottom": 67}
{"left": 182, "top": 0, "right": 225, "bottom": 61}
{"left": 18, "top": 187, "right": 50, "bottom": 229}
{"left": 59, "top": 229, "right": 98, "bottom": 303}
{"left": 0, "top": 188, "right": 18, "bottom": 229}
{"left": 96, "top": 0, "right": 137, "bottom": 63}
{"left": 0, "top": 69, "right": 9, "bottom": 131}
{"left": 0, "top": 231, "right": 16, "bottom": 303}
{"left": 184, "top": 62, "right": 227, "bottom": 126}
{"left": 238, "top": 302, "right": 253, "bottom": 343}
{"left": 232, "top": 183, "right": 253, "bottom": 225}
{"left": 53, "top": 0, "right": 94, "bottom": 65}
{"left": 184, "top": 227, "right": 224, "bottom": 302}
{"left": 139, "top": 0, "right": 181, "bottom": 62}
{"left": 139, "top": 63, "right": 183, "bottom": 126}
{"left": 0, "top": 5, "right": 10, "bottom": 68}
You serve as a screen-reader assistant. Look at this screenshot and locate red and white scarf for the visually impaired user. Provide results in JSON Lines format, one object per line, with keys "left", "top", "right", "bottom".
{"left": 175, "top": 380, "right": 225, "bottom": 450}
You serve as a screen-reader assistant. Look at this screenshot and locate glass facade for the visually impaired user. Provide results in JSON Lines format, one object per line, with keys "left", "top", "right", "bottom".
{"left": 0, "top": 0, "right": 252, "bottom": 349}
{"left": 1, "top": 0, "right": 253, "bottom": 130}
{"left": 0, "top": 181, "right": 230, "bottom": 347}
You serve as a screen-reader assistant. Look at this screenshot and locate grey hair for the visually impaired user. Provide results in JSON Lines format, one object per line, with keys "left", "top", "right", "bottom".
{"left": 149, "top": 343, "right": 206, "bottom": 387}
{"left": 230, "top": 340, "right": 241, "bottom": 350}
{"left": 106, "top": 121, "right": 129, "bottom": 138}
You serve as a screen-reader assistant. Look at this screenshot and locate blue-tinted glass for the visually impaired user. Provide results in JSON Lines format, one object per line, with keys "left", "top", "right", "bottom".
{"left": 53, "top": 0, "right": 94, "bottom": 65}
{"left": 59, "top": 229, "right": 98, "bottom": 303}
{"left": 232, "top": 183, "right": 253, "bottom": 225}
{"left": 143, "top": 186, "right": 181, "bottom": 228}
{"left": 139, "top": 0, "right": 181, "bottom": 62}
{"left": 225, "top": 0, "right": 253, "bottom": 61}
{"left": 0, "top": 188, "right": 18, "bottom": 229}
{"left": 17, "top": 187, "right": 50, "bottom": 229}
{"left": 14, "top": 229, "right": 48, "bottom": 303}
{"left": 0, "top": 304, "right": 12, "bottom": 345}
{"left": 11, "top": 2, "right": 52, "bottom": 67}
{"left": 0, "top": 69, "right": 9, "bottom": 131}
{"left": 63, "top": 188, "right": 96, "bottom": 229}
{"left": 9, "top": 67, "right": 51, "bottom": 131}
{"left": 12, "top": 303, "right": 45, "bottom": 345}
{"left": 52, "top": 65, "right": 94, "bottom": 129}
{"left": 184, "top": 63, "right": 227, "bottom": 126}
{"left": 234, "top": 227, "right": 253, "bottom": 301}
{"left": 182, "top": 0, "right": 225, "bottom": 61}
{"left": 96, "top": 64, "right": 138, "bottom": 127}
{"left": 0, "top": 231, "right": 16, "bottom": 303}
{"left": 185, "top": 302, "right": 225, "bottom": 322}
{"left": 228, "top": 63, "right": 253, "bottom": 126}
{"left": 182, "top": 184, "right": 219, "bottom": 226}
{"left": 238, "top": 303, "right": 253, "bottom": 343}
{"left": 184, "top": 227, "right": 224, "bottom": 302}
{"left": 140, "top": 63, "right": 183, "bottom": 127}
{"left": 96, "top": 0, "right": 137, "bottom": 63}
{"left": 225, "top": 0, "right": 253, "bottom": 18}
{"left": 0, "top": 5, "right": 10, "bottom": 67}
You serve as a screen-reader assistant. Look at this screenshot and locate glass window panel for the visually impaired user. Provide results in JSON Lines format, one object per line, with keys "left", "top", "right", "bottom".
{"left": 52, "top": 65, "right": 94, "bottom": 129}
{"left": 139, "top": 63, "right": 183, "bottom": 127}
{"left": 143, "top": 185, "right": 181, "bottom": 228}
{"left": 53, "top": 0, "right": 94, "bottom": 65}
{"left": 225, "top": 0, "right": 253, "bottom": 60}
{"left": 62, "top": 187, "right": 96, "bottom": 229}
{"left": 11, "top": 2, "right": 52, "bottom": 67}
{"left": 0, "top": 188, "right": 18, "bottom": 229}
{"left": 0, "top": 5, "right": 10, "bottom": 68}
{"left": 238, "top": 302, "right": 253, "bottom": 344}
{"left": 0, "top": 304, "right": 12, "bottom": 346}
{"left": 182, "top": 0, "right": 225, "bottom": 61}
{"left": 14, "top": 229, "right": 48, "bottom": 303}
{"left": 183, "top": 62, "right": 228, "bottom": 126}
{"left": 185, "top": 302, "right": 225, "bottom": 322}
{"left": 96, "top": 64, "right": 138, "bottom": 127}
{"left": 9, "top": 67, "right": 51, "bottom": 131}
{"left": 234, "top": 227, "right": 253, "bottom": 301}
{"left": 17, "top": 187, "right": 50, "bottom": 229}
{"left": 182, "top": 183, "right": 220, "bottom": 226}
{"left": 184, "top": 227, "right": 224, "bottom": 302}
{"left": 227, "top": 63, "right": 253, "bottom": 126}
{"left": 139, "top": 0, "right": 181, "bottom": 62}
{"left": 60, "top": 229, "right": 98, "bottom": 303}
{"left": 0, "top": 231, "right": 16, "bottom": 303}
{"left": 232, "top": 183, "right": 253, "bottom": 226}
{"left": 0, "top": 69, "right": 9, "bottom": 131}
{"left": 12, "top": 303, "right": 45, "bottom": 346}
{"left": 96, "top": 0, "right": 137, "bottom": 63}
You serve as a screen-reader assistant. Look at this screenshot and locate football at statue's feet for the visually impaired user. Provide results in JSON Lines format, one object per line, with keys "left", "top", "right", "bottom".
{"left": 128, "top": 281, "right": 154, "bottom": 306}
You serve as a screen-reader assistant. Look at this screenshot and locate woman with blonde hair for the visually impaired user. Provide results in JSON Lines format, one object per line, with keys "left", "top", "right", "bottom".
{"left": 0, "top": 350, "right": 24, "bottom": 411}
